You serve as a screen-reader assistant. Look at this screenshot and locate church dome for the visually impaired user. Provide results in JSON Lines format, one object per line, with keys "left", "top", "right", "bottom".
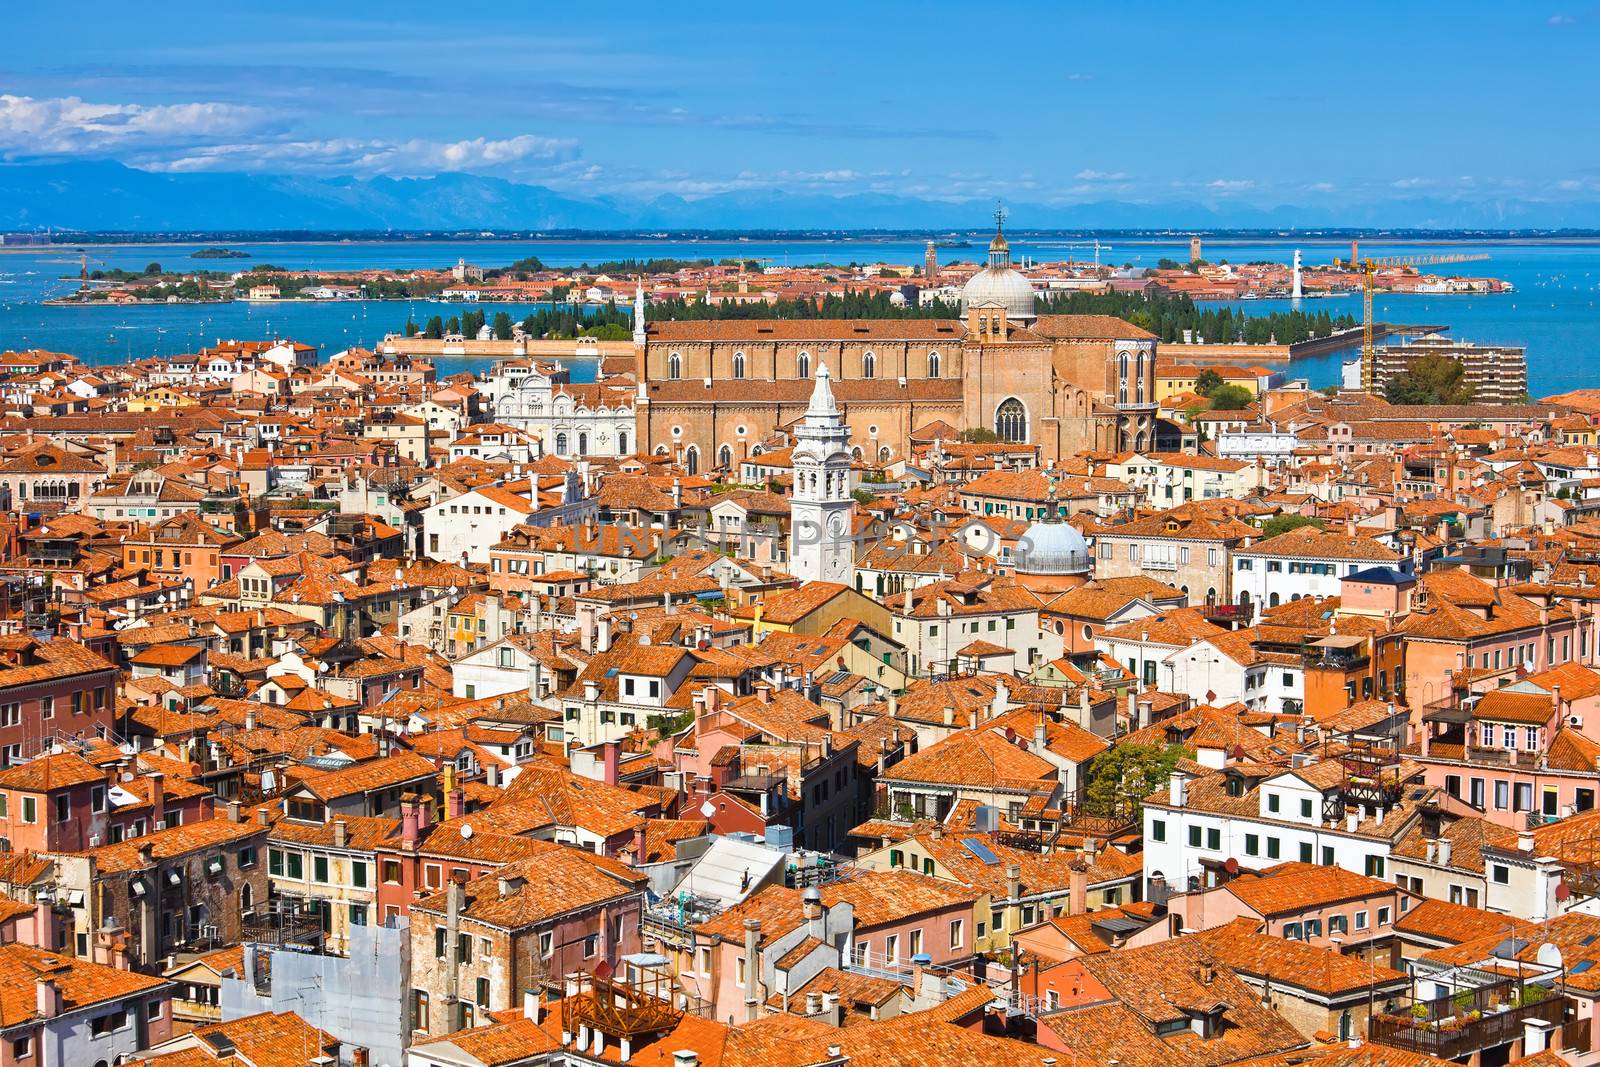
{"left": 1015, "top": 519, "right": 1090, "bottom": 576}
{"left": 960, "top": 213, "right": 1035, "bottom": 322}
{"left": 961, "top": 266, "right": 1036, "bottom": 321}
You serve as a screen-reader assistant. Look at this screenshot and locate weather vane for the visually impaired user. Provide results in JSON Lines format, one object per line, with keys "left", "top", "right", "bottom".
{"left": 994, "top": 201, "right": 1007, "bottom": 233}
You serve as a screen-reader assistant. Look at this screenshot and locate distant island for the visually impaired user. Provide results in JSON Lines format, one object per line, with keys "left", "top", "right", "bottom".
{"left": 191, "top": 247, "right": 250, "bottom": 259}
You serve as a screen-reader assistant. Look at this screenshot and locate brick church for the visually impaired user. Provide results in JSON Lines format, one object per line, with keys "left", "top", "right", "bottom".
{"left": 630, "top": 218, "right": 1158, "bottom": 474}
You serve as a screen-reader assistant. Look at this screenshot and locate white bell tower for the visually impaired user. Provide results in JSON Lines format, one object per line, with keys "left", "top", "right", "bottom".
{"left": 789, "top": 362, "right": 855, "bottom": 586}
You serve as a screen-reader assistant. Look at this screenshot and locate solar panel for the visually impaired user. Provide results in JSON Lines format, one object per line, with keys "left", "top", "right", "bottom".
{"left": 1492, "top": 937, "right": 1529, "bottom": 959}
{"left": 961, "top": 837, "right": 1001, "bottom": 865}
{"left": 604, "top": 667, "right": 619, "bottom": 677}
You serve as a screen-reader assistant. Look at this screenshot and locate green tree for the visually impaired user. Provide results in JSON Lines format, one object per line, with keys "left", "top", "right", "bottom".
{"left": 1259, "top": 513, "right": 1326, "bottom": 538}
{"left": 584, "top": 322, "right": 632, "bottom": 341}
{"left": 1194, "top": 369, "right": 1224, "bottom": 397}
{"left": 445, "top": 315, "right": 461, "bottom": 336}
{"left": 143, "top": 262, "right": 162, "bottom": 275}
{"left": 1384, "top": 355, "right": 1475, "bottom": 405}
{"left": 492, "top": 311, "right": 513, "bottom": 340}
{"left": 1207, "top": 384, "right": 1253, "bottom": 410}
{"left": 959, "top": 427, "right": 999, "bottom": 443}
{"left": 1083, "top": 742, "right": 1192, "bottom": 817}
{"left": 851, "top": 487, "right": 878, "bottom": 506}
{"left": 423, "top": 315, "right": 443, "bottom": 339}
{"left": 404, "top": 319, "right": 419, "bottom": 337}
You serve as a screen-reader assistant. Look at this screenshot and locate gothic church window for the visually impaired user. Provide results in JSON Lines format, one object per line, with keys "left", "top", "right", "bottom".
{"left": 928, "top": 351, "right": 941, "bottom": 378}
{"left": 797, "top": 351, "right": 811, "bottom": 379}
{"left": 668, "top": 353, "right": 681, "bottom": 380}
{"left": 732, "top": 352, "right": 746, "bottom": 379}
{"left": 862, "top": 351, "right": 876, "bottom": 379}
{"left": 995, "top": 398, "right": 1027, "bottom": 443}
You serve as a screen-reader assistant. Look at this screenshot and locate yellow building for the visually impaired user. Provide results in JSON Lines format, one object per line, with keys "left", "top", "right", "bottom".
{"left": 127, "top": 387, "right": 200, "bottom": 412}
{"left": 1153, "top": 364, "right": 1274, "bottom": 404}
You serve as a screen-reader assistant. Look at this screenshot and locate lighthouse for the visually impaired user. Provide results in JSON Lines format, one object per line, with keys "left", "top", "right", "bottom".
{"left": 1291, "top": 249, "right": 1304, "bottom": 301}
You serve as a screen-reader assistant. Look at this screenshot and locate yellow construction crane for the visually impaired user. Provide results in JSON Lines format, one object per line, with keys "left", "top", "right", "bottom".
{"left": 1332, "top": 252, "right": 1490, "bottom": 393}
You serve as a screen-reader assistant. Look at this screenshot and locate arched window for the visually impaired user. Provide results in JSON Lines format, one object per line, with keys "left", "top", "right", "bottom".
{"left": 617, "top": 431, "right": 629, "bottom": 455}
{"left": 1269, "top": 591, "right": 1281, "bottom": 607}
{"left": 927, "top": 350, "right": 941, "bottom": 378}
{"left": 718, "top": 444, "right": 733, "bottom": 470}
{"left": 797, "top": 351, "right": 811, "bottom": 379}
{"left": 654, "top": 444, "right": 670, "bottom": 456}
{"left": 577, "top": 432, "right": 588, "bottom": 455}
{"left": 862, "top": 351, "right": 876, "bottom": 379}
{"left": 732, "top": 352, "right": 746, "bottom": 379}
{"left": 684, "top": 446, "right": 699, "bottom": 475}
{"left": 850, "top": 447, "right": 864, "bottom": 461}
{"left": 668, "top": 352, "right": 681, "bottom": 380}
{"left": 878, "top": 445, "right": 892, "bottom": 463}
{"left": 995, "top": 397, "right": 1027, "bottom": 443}
{"left": 240, "top": 882, "right": 254, "bottom": 914}
{"left": 1135, "top": 350, "right": 1147, "bottom": 403}
{"left": 1118, "top": 352, "right": 1129, "bottom": 405}
{"left": 555, "top": 432, "right": 568, "bottom": 454}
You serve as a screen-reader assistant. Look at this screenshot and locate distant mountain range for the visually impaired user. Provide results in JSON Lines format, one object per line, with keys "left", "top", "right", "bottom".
{"left": 3, "top": 161, "right": 1598, "bottom": 233}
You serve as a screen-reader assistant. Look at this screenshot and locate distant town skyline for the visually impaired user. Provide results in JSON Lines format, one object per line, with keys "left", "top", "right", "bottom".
{"left": 4, "top": 3, "right": 1598, "bottom": 227}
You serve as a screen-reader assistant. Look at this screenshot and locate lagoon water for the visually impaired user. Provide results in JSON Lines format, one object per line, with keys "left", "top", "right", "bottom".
{"left": 2, "top": 236, "right": 1598, "bottom": 393}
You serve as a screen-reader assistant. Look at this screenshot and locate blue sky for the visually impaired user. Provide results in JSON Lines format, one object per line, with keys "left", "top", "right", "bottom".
{"left": 4, "top": 2, "right": 1597, "bottom": 213}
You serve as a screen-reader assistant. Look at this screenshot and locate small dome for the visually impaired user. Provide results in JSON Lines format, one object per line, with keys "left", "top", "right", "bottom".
{"left": 1016, "top": 520, "right": 1090, "bottom": 576}
{"left": 962, "top": 268, "right": 1036, "bottom": 322}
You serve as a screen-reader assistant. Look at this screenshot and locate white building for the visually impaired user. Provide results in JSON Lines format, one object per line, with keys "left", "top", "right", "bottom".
{"left": 1232, "top": 527, "right": 1405, "bottom": 609}
{"left": 788, "top": 362, "right": 856, "bottom": 586}
{"left": 485, "top": 361, "right": 636, "bottom": 458}
{"left": 1142, "top": 761, "right": 1434, "bottom": 900}
{"left": 421, "top": 485, "right": 537, "bottom": 565}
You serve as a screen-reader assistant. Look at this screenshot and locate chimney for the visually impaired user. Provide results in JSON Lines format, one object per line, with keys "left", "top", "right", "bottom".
{"left": 1168, "top": 771, "right": 1188, "bottom": 807}
{"left": 244, "top": 706, "right": 257, "bottom": 730}
{"left": 352, "top": 1049, "right": 370, "bottom": 1067}
{"left": 1069, "top": 858, "right": 1089, "bottom": 915}
{"left": 631, "top": 824, "right": 648, "bottom": 865}
{"left": 1006, "top": 863, "right": 1022, "bottom": 901}
{"left": 755, "top": 683, "right": 773, "bottom": 705}
{"left": 1437, "top": 838, "right": 1453, "bottom": 867}
{"left": 35, "top": 978, "right": 61, "bottom": 1020}
{"left": 943, "top": 705, "right": 955, "bottom": 727}
{"left": 743, "top": 919, "right": 762, "bottom": 1023}
{"left": 447, "top": 787, "right": 466, "bottom": 820}
{"left": 148, "top": 772, "right": 165, "bottom": 828}
{"left": 1519, "top": 830, "right": 1537, "bottom": 853}
{"left": 333, "top": 819, "right": 348, "bottom": 849}
{"left": 256, "top": 806, "right": 271, "bottom": 827}
{"left": 226, "top": 800, "right": 242, "bottom": 823}
{"left": 673, "top": 1054, "right": 700, "bottom": 1067}
{"left": 401, "top": 796, "right": 421, "bottom": 848}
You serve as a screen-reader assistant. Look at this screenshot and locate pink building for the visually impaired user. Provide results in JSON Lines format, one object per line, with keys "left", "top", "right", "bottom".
{"left": 1169, "top": 861, "right": 1414, "bottom": 963}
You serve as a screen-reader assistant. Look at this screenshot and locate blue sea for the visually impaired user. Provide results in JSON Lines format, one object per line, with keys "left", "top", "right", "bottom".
{"left": 1, "top": 236, "right": 1596, "bottom": 393}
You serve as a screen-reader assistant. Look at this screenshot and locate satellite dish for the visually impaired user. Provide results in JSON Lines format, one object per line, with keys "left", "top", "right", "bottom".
{"left": 1224, "top": 857, "right": 1239, "bottom": 874}
{"left": 1557, "top": 882, "right": 1573, "bottom": 902}
{"left": 1537, "top": 942, "right": 1564, "bottom": 969}
{"left": 459, "top": 823, "right": 474, "bottom": 839}
{"left": 699, "top": 800, "right": 717, "bottom": 819}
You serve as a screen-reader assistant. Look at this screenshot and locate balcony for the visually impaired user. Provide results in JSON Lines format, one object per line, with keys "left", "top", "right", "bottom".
{"left": 1369, "top": 981, "right": 1568, "bottom": 1060}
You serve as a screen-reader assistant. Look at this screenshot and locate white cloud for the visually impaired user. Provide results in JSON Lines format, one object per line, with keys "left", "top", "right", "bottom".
{"left": 1391, "top": 177, "right": 1434, "bottom": 189}
{"left": 1066, "top": 73, "right": 1095, "bottom": 81}
{"left": 1549, "top": 14, "right": 1576, "bottom": 25}
{"left": 1207, "top": 179, "right": 1255, "bottom": 192}
{"left": 1075, "top": 168, "right": 1128, "bottom": 181}
{"left": 145, "top": 133, "right": 578, "bottom": 177}
{"left": 0, "top": 93, "right": 266, "bottom": 158}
